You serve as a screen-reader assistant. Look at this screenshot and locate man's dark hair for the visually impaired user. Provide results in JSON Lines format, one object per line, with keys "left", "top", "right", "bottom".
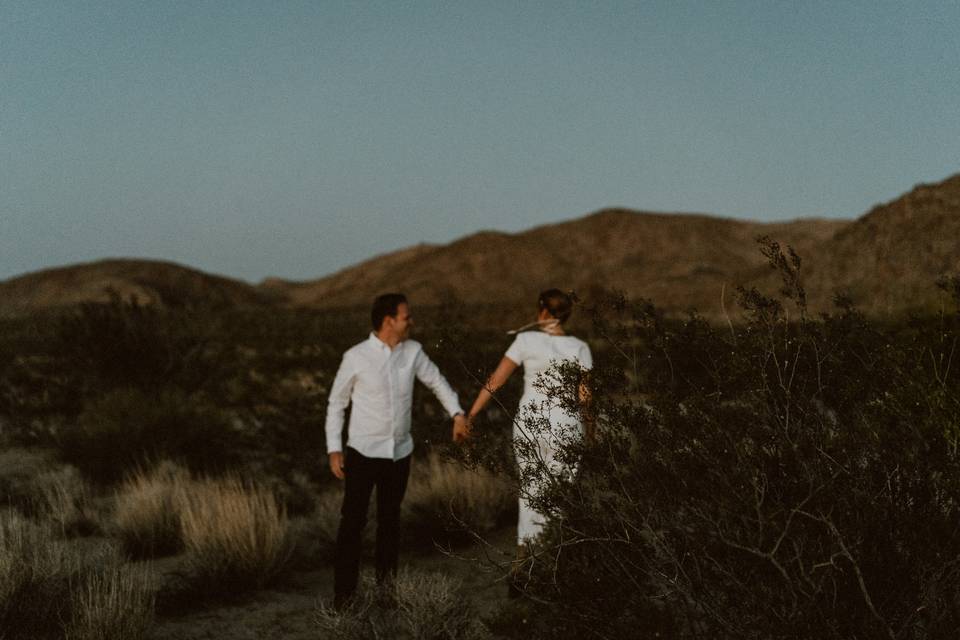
{"left": 539, "top": 288, "right": 574, "bottom": 324}
{"left": 371, "top": 293, "right": 408, "bottom": 331}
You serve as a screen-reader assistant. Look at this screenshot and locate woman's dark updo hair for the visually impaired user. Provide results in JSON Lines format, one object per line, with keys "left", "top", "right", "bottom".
{"left": 538, "top": 289, "right": 574, "bottom": 324}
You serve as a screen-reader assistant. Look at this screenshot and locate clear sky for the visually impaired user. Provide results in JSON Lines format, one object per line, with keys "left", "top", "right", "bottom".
{"left": 2, "top": 1, "right": 958, "bottom": 283}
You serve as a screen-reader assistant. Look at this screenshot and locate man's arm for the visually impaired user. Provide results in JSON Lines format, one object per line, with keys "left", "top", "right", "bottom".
{"left": 413, "top": 348, "right": 466, "bottom": 439}
{"left": 325, "top": 353, "right": 356, "bottom": 479}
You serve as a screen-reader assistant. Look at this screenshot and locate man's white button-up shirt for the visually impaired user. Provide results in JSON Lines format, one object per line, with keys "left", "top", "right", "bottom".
{"left": 325, "top": 333, "right": 463, "bottom": 460}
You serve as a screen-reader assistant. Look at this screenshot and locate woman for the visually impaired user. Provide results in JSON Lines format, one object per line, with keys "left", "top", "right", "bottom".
{"left": 462, "top": 289, "right": 593, "bottom": 554}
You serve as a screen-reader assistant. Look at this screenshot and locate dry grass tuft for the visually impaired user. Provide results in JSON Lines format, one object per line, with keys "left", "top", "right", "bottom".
{"left": 32, "top": 465, "right": 101, "bottom": 537}
{"left": 314, "top": 570, "right": 490, "bottom": 640}
{"left": 403, "top": 452, "right": 514, "bottom": 542}
{"left": 177, "top": 475, "right": 293, "bottom": 590}
{"left": 0, "top": 513, "right": 144, "bottom": 640}
{"left": 394, "top": 568, "right": 491, "bottom": 639}
{"left": 64, "top": 564, "right": 156, "bottom": 640}
{"left": 113, "top": 461, "right": 190, "bottom": 558}
{"left": 0, "top": 512, "right": 79, "bottom": 636}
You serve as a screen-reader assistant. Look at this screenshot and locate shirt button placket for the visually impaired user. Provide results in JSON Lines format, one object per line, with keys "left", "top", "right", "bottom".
{"left": 388, "top": 350, "right": 397, "bottom": 460}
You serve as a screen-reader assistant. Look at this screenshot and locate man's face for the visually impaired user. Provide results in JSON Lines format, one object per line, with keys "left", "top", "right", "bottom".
{"left": 386, "top": 302, "right": 413, "bottom": 341}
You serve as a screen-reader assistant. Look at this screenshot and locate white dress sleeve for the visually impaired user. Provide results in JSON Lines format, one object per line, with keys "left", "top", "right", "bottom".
{"left": 578, "top": 341, "right": 593, "bottom": 370}
{"left": 504, "top": 333, "right": 526, "bottom": 365}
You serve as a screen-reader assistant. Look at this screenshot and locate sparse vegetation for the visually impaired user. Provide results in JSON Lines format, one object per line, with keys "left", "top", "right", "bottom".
{"left": 0, "top": 512, "right": 78, "bottom": 638}
{"left": 64, "top": 564, "right": 156, "bottom": 640}
{"left": 314, "top": 570, "right": 490, "bottom": 640}
{"left": 308, "top": 451, "right": 514, "bottom": 555}
{"left": 403, "top": 451, "right": 514, "bottom": 546}
{"left": 61, "top": 387, "right": 241, "bottom": 484}
{"left": 30, "top": 465, "right": 100, "bottom": 537}
{"left": 0, "top": 512, "right": 127, "bottom": 640}
{"left": 468, "top": 240, "right": 960, "bottom": 639}
{"left": 5, "top": 234, "right": 960, "bottom": 637}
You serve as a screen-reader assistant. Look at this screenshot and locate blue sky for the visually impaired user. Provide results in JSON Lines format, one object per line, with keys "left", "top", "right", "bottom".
{"left": 2, "top": 1, "right": 958, "bottom": 282}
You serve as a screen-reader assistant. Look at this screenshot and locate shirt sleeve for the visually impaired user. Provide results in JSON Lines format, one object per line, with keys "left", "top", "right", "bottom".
{"left": 324, "top": 352, "right": 356, "bottom": 454}
{"left": 504, "top": 334, "right": 525, "bottom": 365}
{"left": 578, "top": 341, "right": 593, "bottom": 370}
{"left": 413, "top": 347, "right": 463, "bottom": 417}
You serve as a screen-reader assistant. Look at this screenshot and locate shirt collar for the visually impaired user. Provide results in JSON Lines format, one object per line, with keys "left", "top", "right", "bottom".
{"left": 368, "top": 332, "right": 393, "bottom": 353}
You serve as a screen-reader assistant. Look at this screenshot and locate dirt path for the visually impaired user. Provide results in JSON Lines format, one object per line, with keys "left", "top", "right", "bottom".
{"left": 148, "top": 528, "right": 517, "bottom": 639}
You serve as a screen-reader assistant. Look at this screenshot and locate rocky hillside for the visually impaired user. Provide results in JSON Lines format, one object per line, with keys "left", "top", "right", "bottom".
{"left": 0, "top": 259, "right": 273, "bottom": 316}
{"left": 3, "top": 173, "right": 959, "bottom": 319}
{"left": 265, "top": 212, "right": 847, "bottom": 318}
{"left": 810, "top": 174, "right": 960, "bottom": 315}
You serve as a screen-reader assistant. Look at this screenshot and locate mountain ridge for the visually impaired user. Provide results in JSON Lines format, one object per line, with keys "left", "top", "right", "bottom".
{"left": 3, "top": 173, "right": 959, "bottom": 319}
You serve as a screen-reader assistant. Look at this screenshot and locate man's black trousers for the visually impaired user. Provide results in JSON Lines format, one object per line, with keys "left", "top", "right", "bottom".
{"left": 334, "top": 447, "right": 411, "bottom": 599}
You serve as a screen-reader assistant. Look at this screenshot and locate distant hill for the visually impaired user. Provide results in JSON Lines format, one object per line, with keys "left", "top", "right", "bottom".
{"left": 264, "top": 212, "right": 848, "bottom": 319}
{"left": 0, "top": 259, "right": 273, "bottom": 316}
{"left": 2, "top": 173, "right": 959, "bottom": 320}
{"left": 809, "top": 174, "right": 960, "bottom": 315}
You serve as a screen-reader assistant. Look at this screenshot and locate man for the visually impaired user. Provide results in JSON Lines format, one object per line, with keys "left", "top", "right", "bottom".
{"left": 325, "top": 293, "right": 469, "bottom": 606}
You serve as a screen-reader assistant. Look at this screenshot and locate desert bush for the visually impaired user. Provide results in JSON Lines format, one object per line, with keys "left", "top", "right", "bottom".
{"left": 0, "top": 447, "right": 58, "bottom": 510}
{"left": 113, "top": 461, "right": 190, "bottom": 558}
{"left": 60, "top": 387, "right": 242, "bottom": 484}
{"left": 463, "top": 240, "right": 960, "bottom": 639}
{"left": 52, "top": 294, "right": 229, "bottom": 396}
{"left": 63, "top": 564, "right": 155, "bottom": 640}
{"left": 314, "top": 570, "right": 490, "bottom": 640}
{"left": 0, "top": 450, "right": 100, "bottom": 537}
{"left": 176, "top": 475, "right": 293, "bottom": 591}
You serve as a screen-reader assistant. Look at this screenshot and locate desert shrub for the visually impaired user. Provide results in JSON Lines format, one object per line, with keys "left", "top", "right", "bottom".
{"left": 465, "top": 241, "right": 960, "bottom": 639}
{"left": 60, "top": 387, "right": 242, "bottom": 484}
{"left": 63, "top": 564, "right": 155, "bottom": 640}
{"left": 314, "top": 570, "right": 491, "bottom": 640}
{"left": 113, "top": 461, "right": 190, "bottom": 558}
{"left": 52, "top": 294, "right": 230, "bottom": 397}
{"left": 0, "top": 451, "right": 100, "bottom": 537}
{"left": 176, "top": 475, "right": 293, "bottom": 591}
{"left": 0, "top": 447, "right": 58, "bottom": 511}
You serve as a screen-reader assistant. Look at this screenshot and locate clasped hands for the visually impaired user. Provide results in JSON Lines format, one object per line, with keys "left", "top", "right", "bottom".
{"left": 452, "top": 413, "right": 473, "bottom": 443}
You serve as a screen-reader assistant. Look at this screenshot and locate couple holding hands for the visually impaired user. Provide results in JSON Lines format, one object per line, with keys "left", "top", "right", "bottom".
{"left": 324, "top": 289, "right": 592, "bottom": 606}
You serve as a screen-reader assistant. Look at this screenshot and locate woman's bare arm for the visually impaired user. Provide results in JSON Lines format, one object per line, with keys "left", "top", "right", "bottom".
{"left": 467, "top": 356, "right": 519, "bottom": 422}
{"left": 578, "top": 371, "right": 595, "bottom": 442}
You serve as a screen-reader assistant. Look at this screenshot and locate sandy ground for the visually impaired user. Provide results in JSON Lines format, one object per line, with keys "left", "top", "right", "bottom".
{"left": 148, "top": 528, "right": 517, "bottom": 640}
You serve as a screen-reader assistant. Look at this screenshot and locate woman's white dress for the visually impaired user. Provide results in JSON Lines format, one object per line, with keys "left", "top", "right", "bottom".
{"left": 504, "top": 330, "right": 592, "bottom": 544}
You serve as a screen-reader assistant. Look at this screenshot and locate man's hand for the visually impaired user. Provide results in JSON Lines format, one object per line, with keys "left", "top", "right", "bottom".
{"left": 452, "top": 414, "right": 471, "bottom": 443}
{"left": 329, "top": 452, "right": 345, "bottom": 480}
